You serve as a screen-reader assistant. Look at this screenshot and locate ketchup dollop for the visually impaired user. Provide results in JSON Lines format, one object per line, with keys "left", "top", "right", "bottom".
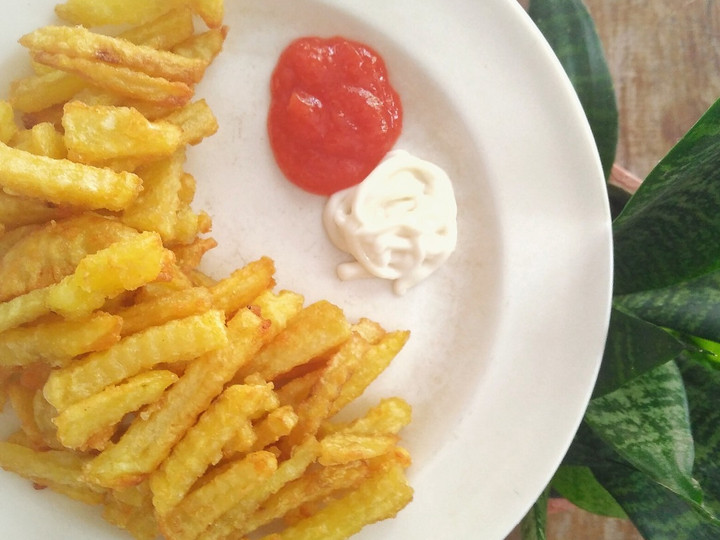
{"left": 268, "top": 36, "right": 403, "bottom": 196}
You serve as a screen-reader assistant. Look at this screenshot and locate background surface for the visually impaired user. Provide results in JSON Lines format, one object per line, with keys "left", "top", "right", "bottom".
{"left": 510, "top": 0, "right": 720, "bottom": 538}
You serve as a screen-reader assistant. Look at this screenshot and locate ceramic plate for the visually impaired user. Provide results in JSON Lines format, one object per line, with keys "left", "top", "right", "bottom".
{"left": 0, "top": 1, "right": 613, "bottom": 538}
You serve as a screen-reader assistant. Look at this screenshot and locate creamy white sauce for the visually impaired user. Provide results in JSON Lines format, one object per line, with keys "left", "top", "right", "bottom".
{"left": 323, "top": 149, "right": 458, "bottom": 295}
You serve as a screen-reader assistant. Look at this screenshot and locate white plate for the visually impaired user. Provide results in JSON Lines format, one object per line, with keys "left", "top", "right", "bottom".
{"left": 0, "top": 1, "right": 613, "bottom": 538}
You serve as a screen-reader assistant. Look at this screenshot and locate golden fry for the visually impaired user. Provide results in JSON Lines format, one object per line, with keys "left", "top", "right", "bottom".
{"left": 0, "top": 213, "right": 137, "bottom": 303}
{"left": 0, "top": 142, "right": 142, "bottom": 211}
{"left": 21, "top": 25, "right": 207, "bottom": 85}
{"left": 43, "top": 309, "right": 227, "bottom": 411}
{"left": 0, "top": 286, "right": 51, "bottom": 334}
{"left": 0, "top": 192, "right": 74, "bottom": 232}
{"left": 322, "top": 397, "right": 412, "bottom": 437}
{"left": 55, "top": 0, "right": 188, "bottom": 27}
{"left": 47, "top": 231, "right": 172, "bottom": 319}
{"left": 12, "top": 122, "right": 67, "bottom": 159}
{"left": 0, "top": 100, "right": 18, "bottom": 143}
{"left": 84, "top": 309, "right": 269, "bottom": 488}
{"left": 0, "top": 312, "right": 122, "bottom": 367}
{"left": 240, "top": 300, "right": 351, "bottom": 382}
{"left": 202, "top": 437, "right": 320, "bottom": 540}
{"left": 285, "top": 335, "right": 371, "bottom": 450}
{"left": 210, "top": 256, "right": 276, "bottom": 316}
{"left": 9, "top": 70, "right": 85, "bottom": 113}
{"left": 62, "top": 102, "right": 183, "bottom": 163}
{"left": 330, "top": 330, "right": 411, "bottom": 416}
{"left": 115, "top": 286, "right": 213, "bottom": 336}
{"left": 150, "top": 383, "right": 277, "bottom": 515}
{"left": 250, "top": 405, "right": 299, "bottom": 452}
{"left": 247, "top": 462, "right": 370, "bottom": 532}
{"left": 161, "top": 99, "right": 219, "bottom": 146}
{"left": 30, "top": 51, "right": 194, "bottom": 107}
{"left": 173, "top": 27, "right": 228, "bottom": 64}
{"left": 0, "top": 441, "right": 107, "bottom": 505}
{"left": 319, "top": 433, "right": 399, "bottom": 467}
{"left": 262, "top": 463, "right": 413, "bottom": 540}
{"left": 118, "top": 7, "right": 196, "bottom": 50}
{"left": 53, "top": 370, "right": 178, "bottom": 451}
{"left": 159, "top": 451, "right": 278, "bottom": 540}
{"left": 121, "top": 150, "right": 193, "bottom": 244}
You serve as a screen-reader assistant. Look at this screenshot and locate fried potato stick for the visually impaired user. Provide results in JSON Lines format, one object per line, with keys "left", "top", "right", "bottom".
{"left": 329, "top": 330, "right": 410, "bottom": 416}
{"left": 150, "top": 383, "right": 278, "bottom": 515}
{"left": 283, "top": 334, "right": 371, "bottom": 451}
{"left": 173, "top": 27, "right": 228, "bottom": 65}
{"left": 54, "top": 370, "right": 178, "bottom": 451}
{"left": 43, "top": 309, "right": 227, "bottom": 411}
{"left": 243, "top": 461, "right": 370, "bottom": 534}
{"left": 159, "top": 450, "right": 278, "bottom": 540}
{"left": 201, "top": 437, "right": 320, "bottom": 540}
{"left": 260, "top": 463, "right": 413, "bottom": 540}
{"left": 0, "top": 141, "right": 142, "bottom": 211}
{"left": 62, "top": 102, "right": 183, "bottom": 164}
{"left": 0, "top": 213, "right": 137, "bottom": 303}
{"left": 318, "top": 433, "right": 399, "bottom": 467}
{"left": 0, "top": 192, "right": 74, "bottom": 230}
{"left": 30, "top": 51, "right": 194, "bottom": 107}
{"left": 46, "top": 231, "right": 172, "bottom": 319}
{"left": 240, "top": 300, "right": 352, "bottom": 382}
{"left": 20, "top": 25, "right": 207, "bottom": 84}
{"left": 0, "top": 441, "right": 107, "bottom": 505}
{"left": 84, "top": 309, "right": 270, "bottom": 488}
{"left": 115, "top": 286, "right": 213, "bottom": 337}
{"left": 9, "top": 70, "right": 86, "bottom": 113}
{"left": 55, "top": 0, "right": 188, "bottom": 27}
{"left": 209, "top": 257, "right": 276, "bottom": 317}
{"left": 0, "top": 100, "right": 18, "bottom": 143}
{"left": 0, "top": 311, "right": 122, "bottom": 367}
{"left": 118, "top": 7, "right": 195, "bottom": 51}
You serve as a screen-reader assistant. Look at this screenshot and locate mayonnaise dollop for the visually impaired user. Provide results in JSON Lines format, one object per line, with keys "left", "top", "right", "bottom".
{"left": 323, "top": 149, "right": 458, "bottom": 295}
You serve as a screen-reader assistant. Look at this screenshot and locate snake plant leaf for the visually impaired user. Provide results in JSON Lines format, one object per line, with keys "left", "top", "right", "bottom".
{"left": 678, "top": 354, "right": 720, "bottom": 517}
{"left": 591, "top": 460, "right": 720, "bottom": 540}
{"left": 614, "top": 269, "right": 720, "bottom": 343}
{"left": 612, "top": 97, "right": 720, "bottom": 296}
{"left": 564, "top": 421, "right": 720, "bottom": 537}
{"left": 551, "top": 465, "right": 627, "bottom": 518}
{"left": 593, "top": 307, "right": 687, "bottom": 398}
{"left": 584, "top": 361, "right": 702, "bottom": 506}
{"left": 528, "top": 0, "right": 618, "bottom": 180}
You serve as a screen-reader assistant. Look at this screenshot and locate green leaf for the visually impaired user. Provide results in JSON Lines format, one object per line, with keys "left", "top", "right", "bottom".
{"left": 612, "top": 97, "right": 720, "bottom": 295}
{"left": 585, "top": 361, "right": 702, "bottom": 505}
{"left": 678, "top": 354, "right": 720, "bottom": 517}
{"left": 551, "top": 465, "right": 627, "bottom": 519}
{"left": 614, "top": 270, "right": 720, "bottom": 343}
{"left": 593, "top": 307, "right": 687, "bottom": 398}
{"left": 592, "top": 460, "right": 720, "bottom": 540}
{"left": 528, "top": 0, "right": 618, "bottom": 179}
{"left": 520, "top": 486, "right": 548, "bottom": 540}
{"left": 564, "top": 422, "right": 720, "bottom": 538}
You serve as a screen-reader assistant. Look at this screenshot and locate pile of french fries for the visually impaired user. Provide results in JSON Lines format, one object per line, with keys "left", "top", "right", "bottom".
{"left": 0, "top": 1, "right": 414, "bottom": 539}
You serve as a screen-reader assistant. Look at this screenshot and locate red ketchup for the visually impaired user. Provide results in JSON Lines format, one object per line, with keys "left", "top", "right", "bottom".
{"left": 267, "top": 36, "right": 403, "bottom": 196}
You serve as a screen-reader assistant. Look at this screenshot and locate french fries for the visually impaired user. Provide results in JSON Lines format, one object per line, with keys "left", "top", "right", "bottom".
{"left": 0, "top": 1, "right": 414, "bottom": 539}
{"left": 0, "top": 142, "right": 142, "bottom": 210}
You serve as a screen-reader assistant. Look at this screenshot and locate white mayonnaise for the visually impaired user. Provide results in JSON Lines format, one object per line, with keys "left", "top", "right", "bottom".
{"left": 323, "top": 149, "right": 458, "bottom": 295}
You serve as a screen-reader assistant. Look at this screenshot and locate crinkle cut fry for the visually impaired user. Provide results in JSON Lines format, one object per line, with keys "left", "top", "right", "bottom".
{"left": 83, "top": 308, "right": 270, "bottom": 489}
{"left": 0, "top": 141, "right": 142, "bottom": 211}
{"left": 260, "top": 462, "right": 413, "bottom": 540}
{"left": 43, "top": 309, "right": 228, "bottom": 411}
